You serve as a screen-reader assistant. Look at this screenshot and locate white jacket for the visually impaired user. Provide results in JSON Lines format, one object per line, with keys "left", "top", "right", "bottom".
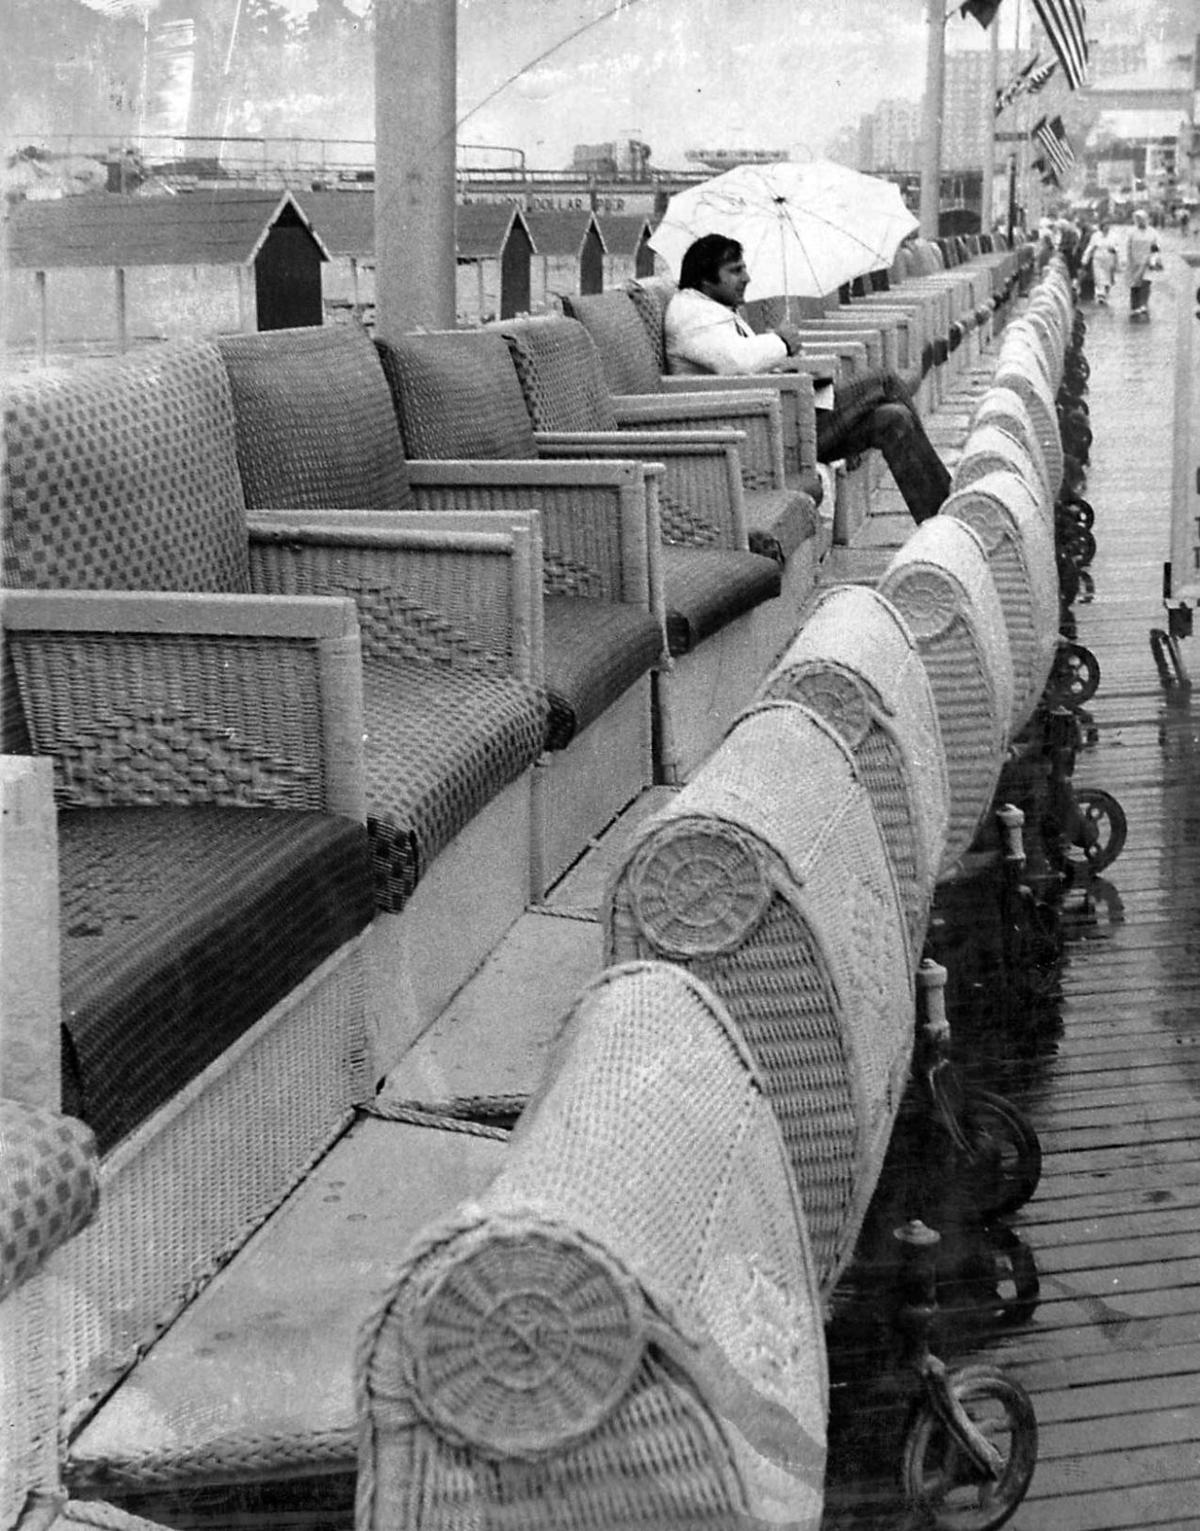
{"left": 664, "top": 287, "right": 789, "bottom": 376}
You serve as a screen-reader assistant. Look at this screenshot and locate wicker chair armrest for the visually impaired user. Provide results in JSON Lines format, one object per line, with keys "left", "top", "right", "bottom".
{"left": 0, "top": 1098, "right": 99, "bottom": 1301}
{"left": 658, "top": 374, "right": 824, "bottom": 477}
{"left": 1, "top": 590, "right": 366, "bottom": 819}
{"left": 247, "top": 510, "right": 544, "bottom": 690}
{"left": 534, "top": 434, "right": 747, "bottom": 551}
{"left": 612, "top": 391, "right": 787, "bottom": 492}
{"left": 404, "top": 459, "right": 662, "bottom": 614}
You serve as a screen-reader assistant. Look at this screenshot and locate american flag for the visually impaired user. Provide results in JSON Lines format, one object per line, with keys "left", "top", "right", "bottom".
{"left": 1031, "top": 0, "right": 1089, "bottom": 90}
{"left": 995, "top": 53, "right": 1054, "bottom": 115}
{"left": 1026, "top": 59, "right": 1059, "bottom": 95}
{"left": 1032, "top": 116, "right": 1076, "bottom": 183}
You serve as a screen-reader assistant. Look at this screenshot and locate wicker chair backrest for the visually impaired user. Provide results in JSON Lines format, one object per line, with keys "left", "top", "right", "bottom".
{"left": 374, "top": 328, "right": 540, "bottom": 461}
{"left": 943, "top": 469, "right": 1059, "bottom": 734}
{"left": 216, "top": 322, "right": 411, "bottom": 511}
{"left": 877, "top": 516, "right": 1014, "bottom": 875}
{"left": 494, "top": 316, "right": 619, "bottom": 433}
{"left": 604, "top": 705, "right": 913, "bottom": 1298}
{"left": 357, "top": 961, "right": 827, "bottom": 1529}
{"left": 623, "top": 277, "right": 675, "bottom": 372}
{"left": 2, "top": 340, "right": 251, "bottom": 594}
{"left": 952, "top": 422, "right": 1053, "bottom": 527}
{"left": 757, "top": 583, "right": 949, "bottom": 955}
{"left": 972, "top": 387, "right": 1054, "bottom": 507}
{"left": 991, "top": 360, "right": 1064, "bottom": 497}
{"left": 560, "top": 290, "right": 664, "bottom": 396}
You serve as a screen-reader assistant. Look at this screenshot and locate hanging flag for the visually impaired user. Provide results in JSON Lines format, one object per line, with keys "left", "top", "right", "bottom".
{"left": 995, "top": 52, "right": 1042, "bottom": 115}
{"left": 961, "top": 0, "right": 1003, "bottom": 25}
{"left": 1026, "top": 58, "right": 1059, "bottom": 95}
{"left": 1032, "top": 115, "right": 1076, "bottom": 183}
{"left": 1031, "top": 156, "right": 1057, "bottom": 186}
{"left": 1030, "top": 0, "right": 1089, "bottom": 90}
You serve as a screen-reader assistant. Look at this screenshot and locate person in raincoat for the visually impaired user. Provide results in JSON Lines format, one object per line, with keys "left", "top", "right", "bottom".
{"left": 1082, "top": 221, "right": 1118, "bottom": 305}
{"left": 1125, "top": 210, "right": 1160, "bottom": 320}
{"left": 664, "top": 234, "right": 950, "bottom": 524}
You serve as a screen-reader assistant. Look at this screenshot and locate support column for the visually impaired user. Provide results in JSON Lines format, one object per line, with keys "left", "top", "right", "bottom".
{"left": 919, "top": 1, "right": 945, "bottom": 239}
{"left": 981, "top": 19, "right": 999, "bottom": 233}
{"left": 374, "top": 0, "right": 457, "bottom": 339}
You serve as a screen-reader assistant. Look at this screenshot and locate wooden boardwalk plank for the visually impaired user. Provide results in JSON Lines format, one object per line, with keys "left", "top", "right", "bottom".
{"left": 822, "top": 247, "right": 1199, "bottom": 1530}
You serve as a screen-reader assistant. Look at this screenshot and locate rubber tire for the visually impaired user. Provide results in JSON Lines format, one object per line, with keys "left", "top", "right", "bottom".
{"left": 1049, "top": 644, "right": 1101, "bottom": 708}
{"left": 1068, "top": 787, "right": 1128, "bottom": 873}
{"left": 962, "top": 1089, "right": 1043, "bottom": 1220}
{"left": 984, "top": 1224, "right": 1041, "bottom": 1328}
{"left": 902, "top": 1366, "right": 1038, "bottom": 1531}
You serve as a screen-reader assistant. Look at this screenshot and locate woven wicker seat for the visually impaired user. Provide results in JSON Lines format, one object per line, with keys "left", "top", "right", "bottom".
{"left": 358, "top": 961, "right": 827, "bottom": 1529}
{"left": 877, "top": 517, "right": 1015, "bottom": 876}
{"left": 756, "top": 584, "right": 949, "bottom": 955}
{"left": 941, "top": 470, "right": 1059, "bottom": 734}
{"left": 59, "top": 807, "right": 373, "bottom": 1154}
{"left": 604, "top": 706, "right": 914, "bottom": 1298}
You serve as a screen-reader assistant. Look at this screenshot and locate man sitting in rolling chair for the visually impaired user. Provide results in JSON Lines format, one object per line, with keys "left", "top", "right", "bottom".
{"left": 665, "top": 233, "right": 951, "bottom": 525}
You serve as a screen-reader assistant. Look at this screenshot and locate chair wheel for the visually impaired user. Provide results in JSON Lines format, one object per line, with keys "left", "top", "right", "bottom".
{"left": 902, "top": 1366, "right": 1038, "bottom": 1531}
{"left": 961, "top": 1090, "right": 1042, "bottom": 1219}
{"left": 1047, "top": 643, "right": 1101, "bottom": 708}
{"left": 1068, "top": 788, "right": 1127, "bottom": 873}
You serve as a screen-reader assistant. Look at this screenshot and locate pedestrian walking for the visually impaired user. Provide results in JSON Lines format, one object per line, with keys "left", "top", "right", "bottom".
{"left": 1082, "top": 221, "right": 1118, "bottom": 306}
{"left": 1126, "top": 210, "right": 1160, "bottom": 322}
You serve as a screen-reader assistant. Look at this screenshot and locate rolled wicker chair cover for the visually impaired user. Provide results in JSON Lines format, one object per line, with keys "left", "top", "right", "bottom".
{"left": 951, "top": 422, "right": 1053, "bottom": 529}
{"left": 990, "top": 359, "right": 1064, "bottom": 500}
{"left": 357, "top": 961, "right": 827, "bottom": 1530}
{"left": 603, "top": 706, "right": 914, "bottom": 1297}
{"left": 971, "top": 387, "right": 1055, "bottom": 509}
{"left": 1016, "top": 306, "right": 1065, "bottom": 387}
{"left": 755, "top": 584, "right": 949, "bottom": 956}
{"left": 877, "top": 517, "right": 1014, "bottom": 876}
{"left": 941, "top": 470, "right": 1059, "bottom": 735}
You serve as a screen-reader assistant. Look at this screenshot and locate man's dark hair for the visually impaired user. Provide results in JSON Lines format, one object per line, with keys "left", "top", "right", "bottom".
{"left": 678, "top": 234, "right": 744, "bottom": 291}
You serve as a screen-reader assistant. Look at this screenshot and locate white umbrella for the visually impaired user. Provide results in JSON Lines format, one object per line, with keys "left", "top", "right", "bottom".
{"left": 650, "top": 159, "right": 919, "bottom": 301}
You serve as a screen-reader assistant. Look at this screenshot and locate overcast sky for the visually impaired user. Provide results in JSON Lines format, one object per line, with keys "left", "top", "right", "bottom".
{"left": 454, "top": 0, "right": 940, "bottom": 167}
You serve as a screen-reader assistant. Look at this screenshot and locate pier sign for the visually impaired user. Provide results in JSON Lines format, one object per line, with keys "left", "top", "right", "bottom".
{"left": 1169, "top": 254, "right": 1200, "bottom": 607}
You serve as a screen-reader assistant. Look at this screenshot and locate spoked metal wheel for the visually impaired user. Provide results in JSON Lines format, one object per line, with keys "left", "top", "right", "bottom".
{"left": 1047, "top": 643, "right": 1101, "bottom": 709}
{"left": 902, "top": 1365, "right": 1038, "bottom": 1531}
{"left": 961, "top": 1089, "right": 1042, "bottom": 1220}
{"left": 1066, "top": 787, "right": 1127, "bottom": 874}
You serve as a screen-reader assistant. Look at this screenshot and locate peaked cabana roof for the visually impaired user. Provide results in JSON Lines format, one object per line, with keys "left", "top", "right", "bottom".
{"left": 595, "top": 212, "right": 654, "bottom": 257}
{"left": 6, "top": 189, "right": 330, "bottom": 271}
{"left": 456, "top": 202, "right": 534, "bottom": 260}
{"left": 294, "top": 189, "right": 375, "bottom": 259}
{"left": 522, "top": 209, "right": 607, "bottom": 259}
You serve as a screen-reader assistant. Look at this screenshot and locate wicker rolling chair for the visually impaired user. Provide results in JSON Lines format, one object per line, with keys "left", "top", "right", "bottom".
{"left": 970, "top": 388, "right": 1056, "bottom": 510}
{"left": 951, "top": 422, "right": 1052, "bottom": 521}
{"left": 876, "top": 517, "right": 1015, "bottom": 877}
{"left": 755, "top": 584, "right": 950, "bottom": 956}
{"left": 604, "top": 706, "right": 914, "bottom": 1299}
{"left": 377, "top": 324, "right": 790, "bottom": 782}
{"left": 560, "top": 286, "right": 826, "bottom": 496}
{"left": 357, "top": 961, "right": 828, "bottom": 1530}
{"left": 941, "top": 469, "right": 1060, "bottom": 735}
{"left": 990, "top": 359, "right": 1064, "bottom": 499}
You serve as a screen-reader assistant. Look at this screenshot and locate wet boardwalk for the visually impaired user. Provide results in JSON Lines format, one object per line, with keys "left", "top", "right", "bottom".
{"left": 823, "top": 243, "right": 1200, "bottom": 1531}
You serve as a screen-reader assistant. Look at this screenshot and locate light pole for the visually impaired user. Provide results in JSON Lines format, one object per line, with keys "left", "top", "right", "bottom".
{"left": 919, "top": 0, "right": 946, "bottom": 238}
